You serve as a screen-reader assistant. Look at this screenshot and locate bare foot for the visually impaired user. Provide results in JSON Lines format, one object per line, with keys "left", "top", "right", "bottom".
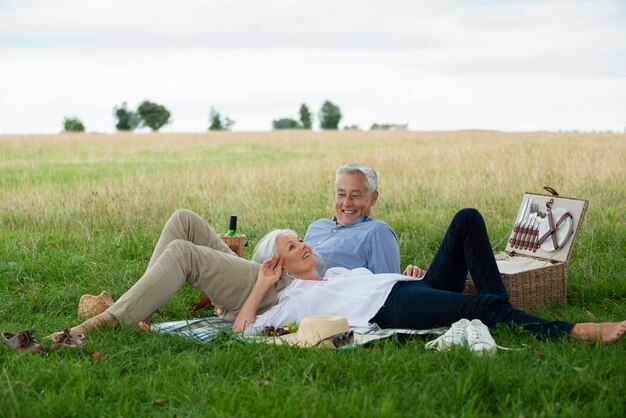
{"left": 138, "top": 322, "right": 151, "bottom": 333}
{"left": 571, "top": 320, "right": 626, "bottom": 343}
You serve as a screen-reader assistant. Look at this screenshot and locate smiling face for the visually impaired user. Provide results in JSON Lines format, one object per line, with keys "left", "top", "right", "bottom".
{"left": 275, "top": 232, "right": 319, "bottom": 278}
{"left": 334, "top": 172, "right": 378, "bottom": 225}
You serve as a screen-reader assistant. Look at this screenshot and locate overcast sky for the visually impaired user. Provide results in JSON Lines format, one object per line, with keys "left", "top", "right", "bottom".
{"left": 1, "top": 0, "right": 625, "bottom": 134}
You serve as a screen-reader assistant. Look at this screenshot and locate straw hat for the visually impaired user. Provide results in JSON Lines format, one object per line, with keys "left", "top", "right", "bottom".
{"left": 279, "top": 315, "right": 377, "bottom": 348}
{"left": 78, "top": 291, "right": 114, "bottom": 319}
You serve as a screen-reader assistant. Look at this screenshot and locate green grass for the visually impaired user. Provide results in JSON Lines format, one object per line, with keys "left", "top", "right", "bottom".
{"left": 1, "top": 131, "right": 625, "bottom": 417}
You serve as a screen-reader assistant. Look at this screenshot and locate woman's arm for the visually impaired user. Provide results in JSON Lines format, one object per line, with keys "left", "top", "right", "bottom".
{"left": 232, "top": 256, "right": 283, "bottom": 332}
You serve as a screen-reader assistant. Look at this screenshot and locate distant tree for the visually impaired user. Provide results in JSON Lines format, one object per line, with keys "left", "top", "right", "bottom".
{"left": 137, "top": 100, "right": 171, "bottom": 131}
{"left": 209, "top": 108, "right": 223, "bottom": 131}
{"left": 113, "top": 102, "right": 140, "bottom": 131}
{"left": 209, "top": 107, "right": 235, "bottom": 131}
{"left": 370, "top": 123, "right": 408, "bottom": 131}
{"left": 223, "top": 117, "right": 235, "bottom": 130}
{"left": 63, "top": 117, "right": 85, "bottom": 132}
{"left": 370, "top": 123, "right": 393, "bottom": 130}
{"left": 299, "top": 104, "right": 312, "bottom": 129}
{"left": 344, "top": 124, "right": 361, "bottom": 130}
{"left": 319, "top": 100, "right": 342, "bottom": 130}
{"left": 272, "top": 118, "right": 301, "bottom": 129}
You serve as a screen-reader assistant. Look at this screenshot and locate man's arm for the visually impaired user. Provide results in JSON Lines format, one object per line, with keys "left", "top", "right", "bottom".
{"left": 366, "top": 223, "right": 401, "bottom": 274}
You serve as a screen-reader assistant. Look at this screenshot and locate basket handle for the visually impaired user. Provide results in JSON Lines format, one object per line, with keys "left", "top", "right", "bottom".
{"left": 543, "top": 185, "right": 559, "bottom": 196}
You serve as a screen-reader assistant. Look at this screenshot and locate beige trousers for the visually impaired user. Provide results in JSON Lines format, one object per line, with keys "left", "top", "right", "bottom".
{"left": 107, "top": 209, "right": 291, "bottom": 326}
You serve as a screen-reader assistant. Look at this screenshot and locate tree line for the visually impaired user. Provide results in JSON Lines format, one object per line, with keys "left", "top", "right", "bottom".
{"left": 63, "top": 99, "right": 406, "bottom": 133}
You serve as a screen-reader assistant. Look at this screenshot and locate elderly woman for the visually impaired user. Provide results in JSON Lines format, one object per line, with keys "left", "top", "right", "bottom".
{"left": 59, "top": 209, "right": 625, "bottom": 346}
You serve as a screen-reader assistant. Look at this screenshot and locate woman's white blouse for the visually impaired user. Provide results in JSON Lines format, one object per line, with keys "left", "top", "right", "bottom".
{"left": 244, "top": 267, "right": 413, "bottom": 336}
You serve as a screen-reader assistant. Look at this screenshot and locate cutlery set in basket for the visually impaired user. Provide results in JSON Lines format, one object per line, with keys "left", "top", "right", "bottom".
{"left": 470, "top": 186, "right": 588, "bottom": 310}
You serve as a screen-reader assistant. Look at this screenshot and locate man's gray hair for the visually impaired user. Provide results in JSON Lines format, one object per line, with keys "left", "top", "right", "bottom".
{"left": 335, "top": 162, "right": 378, "bottom": 195}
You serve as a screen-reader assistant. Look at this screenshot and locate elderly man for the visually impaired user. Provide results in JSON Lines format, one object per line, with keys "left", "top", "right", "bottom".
{"left": 304, "top": 162, "right": 400, "bottom": 273}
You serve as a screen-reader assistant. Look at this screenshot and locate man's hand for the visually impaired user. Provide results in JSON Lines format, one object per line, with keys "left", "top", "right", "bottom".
{"left": 257, "top": 255, "right": 283, "bottom": 288}
{"left": 403, "top": 264, "right": 426, "bottom": 279}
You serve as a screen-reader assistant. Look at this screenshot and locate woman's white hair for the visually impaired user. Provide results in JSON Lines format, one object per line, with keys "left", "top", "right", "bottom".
{"left": 252, "top": 229, "right": 296, "bottom": 264}
{"left": 252, "top": 229, "right": 327, "bottom": 276}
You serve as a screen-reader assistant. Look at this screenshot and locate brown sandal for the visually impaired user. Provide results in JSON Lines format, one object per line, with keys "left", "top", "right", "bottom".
{"left": 49, "top": 329, "right": 85, "bottom": 350}
{"left": 2, "top": 330, "right": 48, "bottom": 353}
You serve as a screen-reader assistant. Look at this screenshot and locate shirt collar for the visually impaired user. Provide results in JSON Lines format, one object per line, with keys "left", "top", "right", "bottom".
{"left": 331, "top": 215, "right": 371, "bottom": 226}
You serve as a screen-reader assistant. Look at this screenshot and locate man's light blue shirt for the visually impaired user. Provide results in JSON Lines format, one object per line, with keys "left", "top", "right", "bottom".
{"left": 304, "top": 215, "right": 401, "bottom": 274}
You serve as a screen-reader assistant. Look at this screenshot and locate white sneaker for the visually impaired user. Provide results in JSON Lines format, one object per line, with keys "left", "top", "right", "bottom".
{"left": 466, "top": 319, "right": 497, "bottom": 356}
{"left": 425, "top": 318, "right": 470, "bottom": 351}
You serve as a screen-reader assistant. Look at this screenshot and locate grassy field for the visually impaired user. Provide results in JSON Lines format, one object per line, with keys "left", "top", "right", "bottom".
{"left": 0, "top": 130, "right": 625, "bottom": 417}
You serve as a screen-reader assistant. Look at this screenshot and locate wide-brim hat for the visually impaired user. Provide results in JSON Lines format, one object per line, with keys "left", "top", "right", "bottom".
{"left": 78, "top": 291, "right": 114, "bottom": 320}
{"left": 278, "top": 315, "right": 378, "bottom": 348}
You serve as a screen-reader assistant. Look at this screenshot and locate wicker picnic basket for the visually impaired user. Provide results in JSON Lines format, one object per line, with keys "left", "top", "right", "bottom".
{"left": 220, "top": 234, "right": 246, "bottom": 258}
{"left": 498, "top": 256, "right": 568, "bottom": 311}
{"left": 468, "top": 187, "right": 588, "bottom": 311}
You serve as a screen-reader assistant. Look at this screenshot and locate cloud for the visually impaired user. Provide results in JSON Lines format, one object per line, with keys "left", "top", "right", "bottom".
{"left": 1, "top": 0, "right": 625, "bottom": 133}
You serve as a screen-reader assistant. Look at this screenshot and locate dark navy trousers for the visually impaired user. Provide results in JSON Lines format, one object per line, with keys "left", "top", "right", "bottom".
{"left": 371, "top": 209, "right": 575, "bottom": 338}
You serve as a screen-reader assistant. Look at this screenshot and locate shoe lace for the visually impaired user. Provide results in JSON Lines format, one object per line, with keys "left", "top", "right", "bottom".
{"left": 450, "top": 324, "right": 467, "bottom": 340}
{"left": 425, "top": 323, "right": 467, "bottom": 350}
{"left": 467, "top": 325, "right": 487, "bottom": 345}
{"left": 424, "top": 335, "right": 444, "bottom": 350}
{"left": 467, "top": 324, "right": 524, "bottom": 352}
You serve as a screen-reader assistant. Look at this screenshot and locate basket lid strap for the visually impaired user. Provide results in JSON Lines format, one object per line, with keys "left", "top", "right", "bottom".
{"left": 537, "top": 211, "right": 573, "bottom": 250}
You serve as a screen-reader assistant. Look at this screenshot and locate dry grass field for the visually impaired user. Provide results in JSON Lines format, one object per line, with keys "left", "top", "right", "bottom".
{"left": 1, "top": 130, "right": 624, "bottom": 263}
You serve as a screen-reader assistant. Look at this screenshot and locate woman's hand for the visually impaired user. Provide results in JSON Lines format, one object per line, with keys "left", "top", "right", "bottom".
{"left": 257, "top": 255, "right": 283, "bottom": 289}
{"left": 403, "top": 264, "right": 426, "bottom": 279}
{"left": 232, "top": 256, "right": 283, "bottom": 333}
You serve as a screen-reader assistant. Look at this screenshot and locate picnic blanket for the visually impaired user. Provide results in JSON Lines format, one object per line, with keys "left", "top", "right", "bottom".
{"left": 151, "top": 317, "right": 445, "bottom": 348}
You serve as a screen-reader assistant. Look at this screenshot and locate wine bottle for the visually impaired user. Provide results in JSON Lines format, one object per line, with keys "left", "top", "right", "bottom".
{"left": 225, "top": 215, "right": 238, "bottom": 236}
